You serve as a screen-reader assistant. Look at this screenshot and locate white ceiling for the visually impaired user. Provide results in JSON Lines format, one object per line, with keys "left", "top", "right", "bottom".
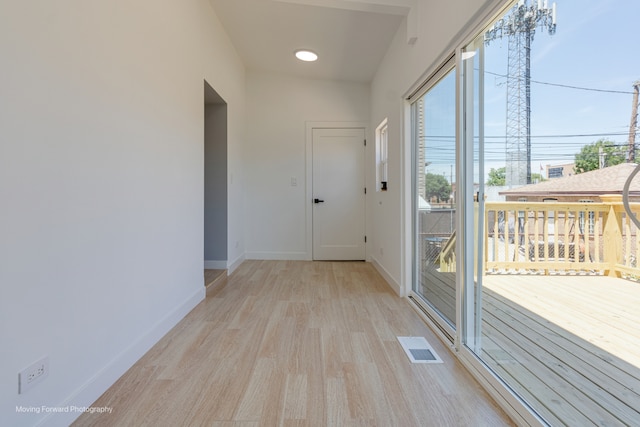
{"left": 209, "top": 0, "right": 410, "bottom": 83}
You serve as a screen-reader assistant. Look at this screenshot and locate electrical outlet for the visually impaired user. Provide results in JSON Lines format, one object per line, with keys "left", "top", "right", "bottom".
{"left": 19, "top": 356, "right": 49, "bottom": 394}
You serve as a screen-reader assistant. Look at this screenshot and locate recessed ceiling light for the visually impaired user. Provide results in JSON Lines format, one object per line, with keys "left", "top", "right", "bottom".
{"left": 295, "top": 50, "right": 318, "bottom": 62}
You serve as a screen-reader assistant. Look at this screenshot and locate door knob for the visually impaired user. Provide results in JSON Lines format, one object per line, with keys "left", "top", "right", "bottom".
{"left": 314, "top": 198, "right": 325, "bottom": 204}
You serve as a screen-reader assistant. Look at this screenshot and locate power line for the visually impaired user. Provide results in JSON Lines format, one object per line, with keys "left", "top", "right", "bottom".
{"left": 421, "top": 131, "right": 630, "bottom": 141}
{"left": 485, "top": 70, "right": 635, "bottom": 95}
{"left": 531, "top": 79, "right": 635, "bottom": 95}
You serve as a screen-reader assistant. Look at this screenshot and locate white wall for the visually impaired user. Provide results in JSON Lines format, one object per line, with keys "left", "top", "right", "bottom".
{"left": 369, "top": 0, "right": 504, "bottom": 295}
{"left": 0, "top": 1, "right": 245, "bottom": 425}
{"left": 244, "top": 71, "right": 370, "bottom": 260}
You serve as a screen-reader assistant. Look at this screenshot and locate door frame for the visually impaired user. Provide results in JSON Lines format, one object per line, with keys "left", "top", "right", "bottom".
{"left": 305, "top": 121, "right": 369, "bottom": 260}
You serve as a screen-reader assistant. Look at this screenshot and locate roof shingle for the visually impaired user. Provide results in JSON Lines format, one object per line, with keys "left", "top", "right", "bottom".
{"left": 500, "top": 163, "right": 640, "bottom": 196}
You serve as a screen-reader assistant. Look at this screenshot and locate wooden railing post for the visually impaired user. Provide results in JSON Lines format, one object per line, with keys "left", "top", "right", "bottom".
{"left": 601, "top": 194, "right": 623, "bottom": 277}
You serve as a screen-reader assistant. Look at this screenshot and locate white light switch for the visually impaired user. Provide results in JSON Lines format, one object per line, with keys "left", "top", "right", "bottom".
{"left": 290, "top": 177, "right": 297, "bottom": 187}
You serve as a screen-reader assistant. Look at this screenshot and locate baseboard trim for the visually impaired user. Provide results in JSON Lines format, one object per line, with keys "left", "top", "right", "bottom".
{"left": 204, "top": 260, "right": 227, "bottom": 269}
{"left": 227, "top": 253, "right": 245, "bottom": 275}
{"left": 40, "top": 286, "right": 205, "bottom": 427}
{"left": 370, "top": 258, "right": 403, "bottom": 296}
{"left": 245, "top": 251, "right": 309, "bottom": 261}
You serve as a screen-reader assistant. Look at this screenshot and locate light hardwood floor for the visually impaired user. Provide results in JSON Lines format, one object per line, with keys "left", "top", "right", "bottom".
{"left": 205, "top": 269, "right": 227, "bottom": 297}
{"left": 204, "top": 269, "right": 226, "bottom": 287}
{"left": 73, "top": 260, "right": 513, "bottom": 426}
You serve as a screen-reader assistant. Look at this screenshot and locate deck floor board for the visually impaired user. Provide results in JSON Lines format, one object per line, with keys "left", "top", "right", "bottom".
{"left": 415, "top": 270, "right": 640, "bottom": 425}
{"left": 482, "top": 274, "right": 640, "bottom": 426}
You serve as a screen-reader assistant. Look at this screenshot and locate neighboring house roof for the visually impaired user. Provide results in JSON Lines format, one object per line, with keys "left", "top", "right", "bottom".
{"left": 499, "top": 163, "right": 640, "bottom": 197}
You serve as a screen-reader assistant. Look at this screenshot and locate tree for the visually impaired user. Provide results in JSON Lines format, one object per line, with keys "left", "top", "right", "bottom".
{"left": 487, "top": 167, "right": 506, "bottom": 186}
{"left": 574, "top": 139, "right": 626, "bottom": 174}
{"left": 530, "top": 172, "right": 545, "bottom": 183}
{"left": 425, "top": 172, "right": 451, "bottom": 202}
{"left": 486, "top": 167, "right": 544, "bottom": 186}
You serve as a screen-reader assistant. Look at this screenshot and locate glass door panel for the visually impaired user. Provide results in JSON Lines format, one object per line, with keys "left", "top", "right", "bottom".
{"left": 412, "top": 66, "right": 457, "bottom": 331}
{"left": 462, "top": 1, "right": 640, "bottom": 425}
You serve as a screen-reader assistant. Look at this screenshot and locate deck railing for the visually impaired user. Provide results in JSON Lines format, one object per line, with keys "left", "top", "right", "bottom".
{"left": 483, "top": 195, "right": 640, "bottom": 277}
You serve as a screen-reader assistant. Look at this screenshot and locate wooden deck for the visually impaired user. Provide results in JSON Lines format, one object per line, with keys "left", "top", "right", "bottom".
{"left": 418, "top": 270, "right": 640, "bottom": 425}
{"left": 480, "top": 274, "right": 640, "bottom": 426}
{"left": 420, "top": 265, "right": 456, "bottom": 325}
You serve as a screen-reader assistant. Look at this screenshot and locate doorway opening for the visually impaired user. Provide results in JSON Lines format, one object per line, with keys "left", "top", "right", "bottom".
{"left": 204, "top": 81, "right": 228, "bottom": 281}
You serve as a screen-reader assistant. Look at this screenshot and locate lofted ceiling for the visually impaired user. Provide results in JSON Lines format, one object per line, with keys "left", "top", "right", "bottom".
{"left": 209, "top": 0, "right": 415, "bottom": 83}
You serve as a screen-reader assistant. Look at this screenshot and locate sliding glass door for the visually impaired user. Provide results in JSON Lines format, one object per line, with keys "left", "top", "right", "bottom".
{"left": 411, "top": 61, "right": 457, "bottom": 335}
{"left": 457, "top": 1, "right": 640, "bottom": 425}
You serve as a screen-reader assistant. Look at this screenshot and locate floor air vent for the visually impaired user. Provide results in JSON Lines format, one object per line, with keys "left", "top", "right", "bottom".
{"left": 397, "top": 336, "right": 443, "bottom": 364}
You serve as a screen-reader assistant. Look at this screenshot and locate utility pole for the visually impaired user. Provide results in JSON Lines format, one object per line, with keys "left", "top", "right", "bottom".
{"left": 484, "top": 0, "right": 556, "bottom": 186}
{"left": 628, "top": 80, "right": 640, "bottom": 163}
{"left": 599, "top": 146, "right": 605, "bottom": 169}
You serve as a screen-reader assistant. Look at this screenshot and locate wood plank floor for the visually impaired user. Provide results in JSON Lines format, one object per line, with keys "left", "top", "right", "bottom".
{"left": 205, "top": 269, "right": 227, "bottom": 297}
{"left": 416, "top": 268, "right": 640, "bottom": 426}
{"left": 204, "top": 269, "right": 226, "bottom": 288}
{"left": 482, "top": 274, "right": 640, "bottom": 427}
{"left": 72, "top": 260, "right": 512, "bottom": 427}
{"left": 420, "top": 266, "right": 456, "bottom": 326}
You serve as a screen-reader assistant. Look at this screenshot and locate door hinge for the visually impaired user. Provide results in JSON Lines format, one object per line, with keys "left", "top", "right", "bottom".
{"left": 364, "top": 236, "right": 367, "bottom": 243}
{"left": 364, "top": 139, "right": 367, "bottom": 146}
{"left": 364, "top": 187, "right": 367, "bottom": 194}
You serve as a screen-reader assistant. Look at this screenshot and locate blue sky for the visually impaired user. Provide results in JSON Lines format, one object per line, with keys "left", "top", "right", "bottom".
{"left": 423, "top": 0, "right": 640, "bottom": 182}
{"left": 485, "top": 0, "right": 639, "bottom": 166}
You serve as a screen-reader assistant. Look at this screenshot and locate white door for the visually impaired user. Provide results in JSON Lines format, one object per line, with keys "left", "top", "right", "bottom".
{"left": 312, "top": 128, "right": 366, "bottom": 260}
